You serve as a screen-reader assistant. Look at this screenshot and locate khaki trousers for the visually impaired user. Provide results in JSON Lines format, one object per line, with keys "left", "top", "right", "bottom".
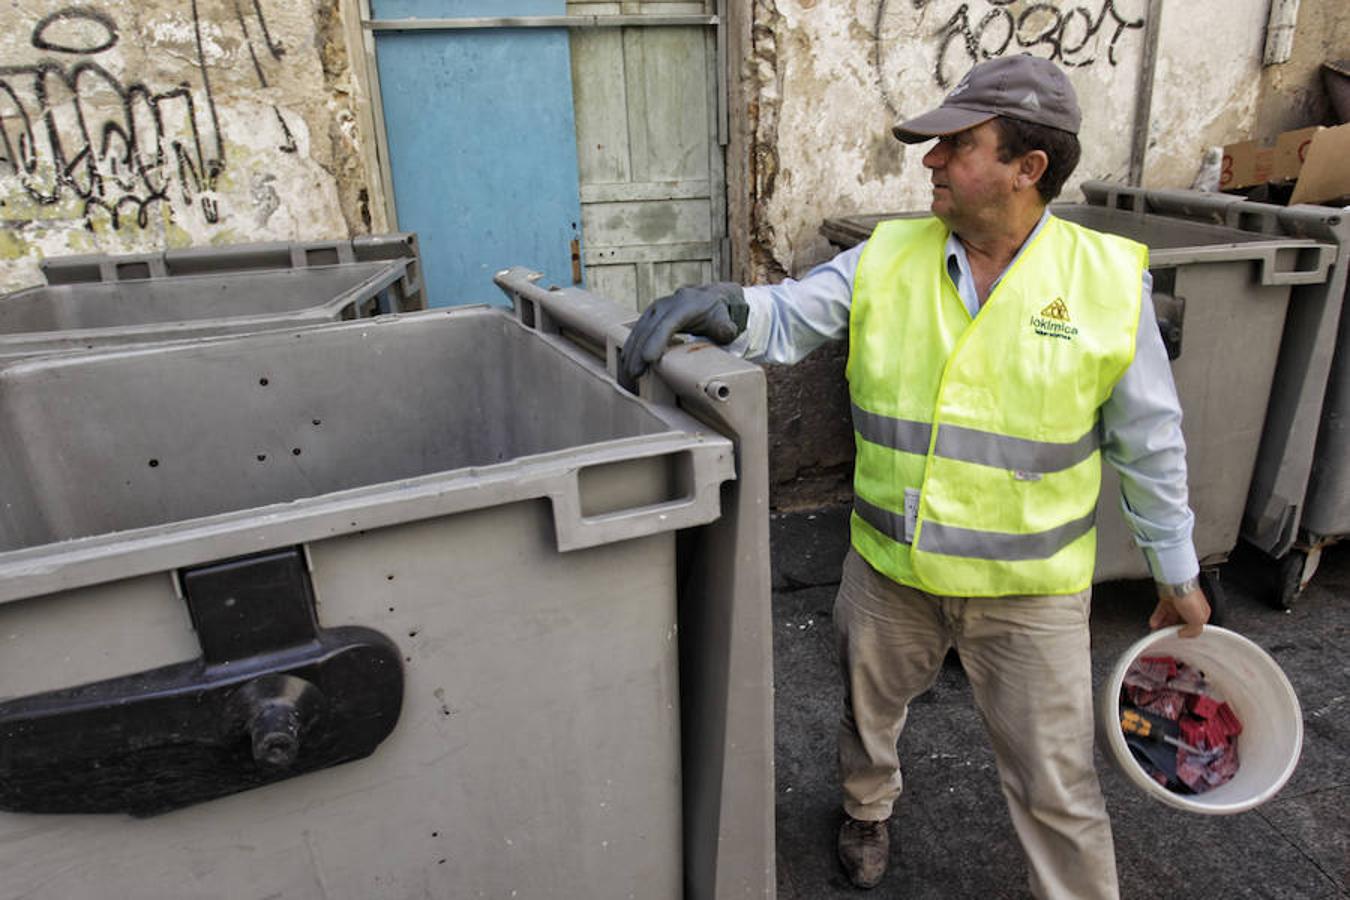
{"left": 834, "top": 549, "right": 1119, "bottom": 900}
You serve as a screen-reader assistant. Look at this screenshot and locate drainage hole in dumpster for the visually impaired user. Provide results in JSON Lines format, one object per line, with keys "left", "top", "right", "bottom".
{"left": 257, "top": 454, "right": 267, "bottom": 462}
{"left": 312, "top": 418, "right": 322, "bottom": 426}
{"left": 292, "top": 448, "right": 302, "bottom": 456}
{"left": 259, "top": 378, "right": 269, "bottom": 386}
{"left": 408, "top": 629, "right": 419, "bottom": 638}
{"left": 147, "top": 459, "right": 159, "bottom": 468}
{"left": 386, "top": 574, "right": 395, "bottom": 581}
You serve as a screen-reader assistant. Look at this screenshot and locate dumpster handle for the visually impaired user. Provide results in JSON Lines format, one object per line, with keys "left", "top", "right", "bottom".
{"left": 1256, "top": 243, "right": 1335, "bottom": 286}
{"left": 1151, "top": 243, "right": 1333, "bottom": 287}
{"left": 42, "top": 252, "right": 169, "bottom": 284}
{"left": 1078, "top": 180, "right": 1165, "bottom": 217}
{"left": 550, "top": 444, "right": 733, "bottom": 552}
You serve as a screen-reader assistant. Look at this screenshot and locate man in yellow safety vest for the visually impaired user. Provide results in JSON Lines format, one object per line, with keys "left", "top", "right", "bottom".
{"left": 622, "top": 54, "right": 1210, "bottom": 898}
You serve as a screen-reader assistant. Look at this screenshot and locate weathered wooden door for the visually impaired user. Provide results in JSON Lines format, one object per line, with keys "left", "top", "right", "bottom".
{"left": 363, "top": 1, "right": 725, "bottom": 310}
{"left": 567, "top": 1, "right": 727, "bottom": 311}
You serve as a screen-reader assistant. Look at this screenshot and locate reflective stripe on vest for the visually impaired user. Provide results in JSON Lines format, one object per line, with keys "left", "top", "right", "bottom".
{"left": 846, "top": 214, "right": 1145, "bottom": 597}
{"left": 850, "top": 403, "right": 931, "bottom": 455}
{"left": 854, "top": 495, "right": 1096, "bottom": 561}
{"left": 852, "top": 403, "right": 1100, "bottom": 473}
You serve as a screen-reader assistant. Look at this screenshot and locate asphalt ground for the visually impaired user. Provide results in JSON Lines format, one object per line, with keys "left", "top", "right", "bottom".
{"left": 770, "top": 505, "right": 1350, "bottom": 899}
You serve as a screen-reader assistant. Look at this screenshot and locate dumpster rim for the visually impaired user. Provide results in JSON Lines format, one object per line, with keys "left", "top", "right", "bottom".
{"left": 0, "top": 430, "right": 734, "bottom": 605}
{"left": 0, "top": 259, "right": 415, "bottom": 355}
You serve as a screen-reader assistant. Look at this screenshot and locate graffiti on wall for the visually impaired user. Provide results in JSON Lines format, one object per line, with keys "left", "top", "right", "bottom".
{"left": 874, "top": 0, "right": 1146, "bottom": 112}
{"left": 0, "top": 2, "right": 295, "bottom": 231}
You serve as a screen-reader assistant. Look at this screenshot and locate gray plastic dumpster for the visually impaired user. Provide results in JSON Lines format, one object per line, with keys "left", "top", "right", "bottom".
{"left": 1300, "top": 254, "right": 1350, "bottom": 586}
{"left": 0, "top": 234, "right": 424, "bottom": 359}
{"left": 820, "top": 203, "right": 1336, "bottom": 600}
{"left": 0, "top": 269, "right": 774, "bottom": 900}
{"left": 1078, "top": 182, "right": 1350, "bottom": 607}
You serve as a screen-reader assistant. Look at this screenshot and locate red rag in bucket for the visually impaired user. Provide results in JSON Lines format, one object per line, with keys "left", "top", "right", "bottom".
{"left": 1189, "top": 694, "right": 1220, "bottom": 719}
{"left": 1206, "top": 745, "right": 1241, "bottom": 785}
{"left": 1138, "top": 689, "right": 1187, "bottom": 720}
{"left": 1124, "top": 657, "right": 1174, "bottom": 691}
{"left": 1140, "top": 655, "right": 1179, "bottom": 679}
{"left": 1216, "top": 702, "right": 1243, "bottom": 737}
{"left": 1120, "top": 656, "right": 1245, "bottom": 795}
{"left": 1179, "top": 715, "right": 1207, "bottom": 749}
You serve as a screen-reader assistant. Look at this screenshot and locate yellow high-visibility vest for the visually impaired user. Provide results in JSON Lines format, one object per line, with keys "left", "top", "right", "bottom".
{"left": 847, "top": 215, "right": 1145, "bottom": 597}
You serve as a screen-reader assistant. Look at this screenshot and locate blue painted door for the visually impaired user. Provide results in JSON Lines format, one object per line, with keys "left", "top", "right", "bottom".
{"left": 372, "top": 1, "right": 583, "bottom": 306}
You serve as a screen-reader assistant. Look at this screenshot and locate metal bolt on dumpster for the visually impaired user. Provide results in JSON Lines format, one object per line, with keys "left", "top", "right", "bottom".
{"left": 0, "top": 267, "right": 774, "bottom": 899}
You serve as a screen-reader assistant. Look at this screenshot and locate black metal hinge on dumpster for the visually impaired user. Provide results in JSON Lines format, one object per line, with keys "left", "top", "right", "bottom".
{"left": 1151, "top": 268, "right": 1185, "bottom": 361}
{"left": 0, "top": 547, "right": 404, "bottom": 817}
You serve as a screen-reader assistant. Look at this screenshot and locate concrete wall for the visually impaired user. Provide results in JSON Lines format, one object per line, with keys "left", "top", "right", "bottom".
{"left": 0, "top": 0, "right": 371, "bottom": 292}
{"left": 732, "top": 0, "right": 1350, "bottom": 508}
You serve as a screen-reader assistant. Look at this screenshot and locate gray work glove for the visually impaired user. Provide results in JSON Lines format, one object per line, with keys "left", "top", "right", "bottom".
{"left": 621, "top": 282, "right": 748, "bottom": 384}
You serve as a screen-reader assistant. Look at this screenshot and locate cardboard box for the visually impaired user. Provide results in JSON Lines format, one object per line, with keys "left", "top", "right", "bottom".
{"left": 1222, "top": 124, "right": 1350, "bottom": 205}
{"left": 1274, "top": 127, "right": 1321, "bottom": 181}
{"left": 1289, "top": 123, "right": 1350, "bottom": 205}
{"left": 1219, "top": 138, "right": 1274, "bottom": 191}
{"left": 1220, "top": 126, "right": 1316, "bottom": 190}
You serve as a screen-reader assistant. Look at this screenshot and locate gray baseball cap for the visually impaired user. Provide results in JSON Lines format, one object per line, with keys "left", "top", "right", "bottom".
{"left": 892, "top": 55, "right": 1081, "bottom": 143}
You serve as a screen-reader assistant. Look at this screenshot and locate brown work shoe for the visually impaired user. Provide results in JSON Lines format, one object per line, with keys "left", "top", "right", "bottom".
{"left": 837, "top": 815, "right": 889, "bottom": 889}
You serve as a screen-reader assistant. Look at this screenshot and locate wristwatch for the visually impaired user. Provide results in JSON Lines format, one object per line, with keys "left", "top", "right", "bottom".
{"left": 1156, "top": 576, "right": 1201, "bottom": 599}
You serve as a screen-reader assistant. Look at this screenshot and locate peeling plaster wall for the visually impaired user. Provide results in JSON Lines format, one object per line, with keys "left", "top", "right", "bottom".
{"left": 747, "top": 0, "right": 1158, "bottom": 280}
{"left": 0, "top": 0, "right": 370, "bottom": 292}
{"left": 1254, "top": 0, "right": 1350, "bottom": 135}
{"left": 1142, "top": 1, "right": 1268, "bottom": 190}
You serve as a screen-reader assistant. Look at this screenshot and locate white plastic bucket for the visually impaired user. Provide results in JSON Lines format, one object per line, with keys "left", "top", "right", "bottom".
{"left": 1099, "top": 625, "right": 1303, "bottom": 814}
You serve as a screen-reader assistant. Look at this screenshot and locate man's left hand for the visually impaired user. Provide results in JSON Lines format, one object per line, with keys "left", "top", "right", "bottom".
{"left": 620, "top": 283, "right": 747, "bottom": 384}
{"left": 1148, "top": 584, "right": 1210, "bottom": 639}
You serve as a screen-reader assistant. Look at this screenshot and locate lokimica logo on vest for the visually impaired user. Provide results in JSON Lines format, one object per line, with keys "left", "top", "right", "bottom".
{"left": 1030, "top": 297, "right": 1079, "bottom": 341}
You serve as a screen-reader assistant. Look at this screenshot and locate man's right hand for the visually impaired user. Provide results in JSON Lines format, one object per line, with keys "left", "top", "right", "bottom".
{"left": 621, "top": 283, "right": 748, "bottom": 384}
{"left": 1149, "top": 582, "right": 1211, "bottom": 639}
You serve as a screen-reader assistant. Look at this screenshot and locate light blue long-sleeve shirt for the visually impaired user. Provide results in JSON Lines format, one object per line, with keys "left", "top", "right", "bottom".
{"left": 727, "top": 211, "right": 1199, "bottom": 586}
